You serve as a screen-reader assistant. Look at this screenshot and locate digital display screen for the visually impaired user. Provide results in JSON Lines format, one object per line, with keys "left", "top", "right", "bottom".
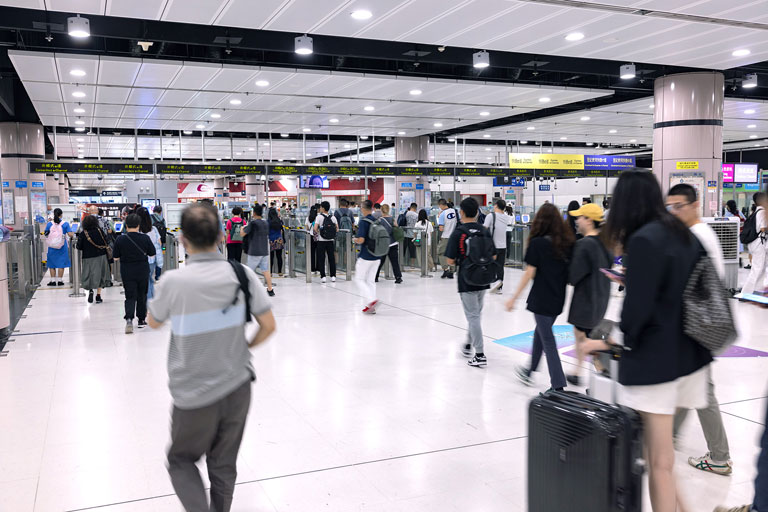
{"left": 299, "top": 175, "right": 330, "bottom": 189}
{"left": 734, "top": 163, "right": 758, "bottom": 184}
{"left": 722, "top": 163, "right": 734, "bottom": 183}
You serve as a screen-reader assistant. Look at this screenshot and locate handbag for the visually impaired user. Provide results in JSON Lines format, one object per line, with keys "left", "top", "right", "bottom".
{"left": 682, "top": 246, "right": 737, "bottom": 354}
{"left": 85, "top": 229, "right": 112, "bottom": 260}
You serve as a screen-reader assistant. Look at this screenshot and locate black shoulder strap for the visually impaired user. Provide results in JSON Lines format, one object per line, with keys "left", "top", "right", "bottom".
{"left": 491, "top": 212, "right": 497, "bottom": 237}
{"left": 226, "top": 260, "right": 252, "bottom": 323}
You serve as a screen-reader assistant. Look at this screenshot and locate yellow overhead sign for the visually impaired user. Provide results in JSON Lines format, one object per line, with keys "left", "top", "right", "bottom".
{"left": 676, "top": 161, "right": 699, "bottom": 170}
{"left": 509, "top": 153, "right": 585, "bottom": 170}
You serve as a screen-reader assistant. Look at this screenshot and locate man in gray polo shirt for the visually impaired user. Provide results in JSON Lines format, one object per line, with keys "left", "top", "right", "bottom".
{"left": 148, "top": 202, "right": 276, "bottom": 512}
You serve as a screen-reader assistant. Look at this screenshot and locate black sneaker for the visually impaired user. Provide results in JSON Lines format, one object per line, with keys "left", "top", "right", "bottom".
{"left": 566, "top": 374, "right": 582, "bottom": 386}
{"left": 394, "top": 278, "right": 403, "bottom": 284}
{"left": 744, "top": 264, "right": 752, "bottom": 270}
{"left": 47, "top": 281, "right": 57, "bottom": 286}
{"left": 95, "top": 295, "right": 103, "bottom": 304}
{"left": 87, "top": 290, "right": 94, "bottom": 303}
{"left": 57, "top": 281, "right": 65, "bottom": 286}
{"left": 461, "top": 343, "right": 473, "bottom": 358}
{"left": 440, "top": 271, "right": 448, "bottom": 279}
{"left": 267, "top": 289, "right": 275, "bottom": 297}
{"left": 467, "top": 355, "right": 487, "bottom": 367}
{"left": 137, "top": 319, "right": 147, "bottom": 329}
{"left": 446, "top": 272, "right": 454, "bottom": 279}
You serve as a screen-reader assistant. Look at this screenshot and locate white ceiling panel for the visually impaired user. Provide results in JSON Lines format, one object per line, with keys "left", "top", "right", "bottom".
{"left": 95, "top": 86, "right": 131, "bottom": 104}
{"left": 212, "top": 0, "right": 286, "bottom": 29}
{"left": 185, "top": 91, "right": 229, "bottom": 109}
{"left": 106, "top": 0, "right": 165, "bottom": 19}
{"left": 55, "top": 54, "right": 100, "bottom": 85}
{"left": 97, "top": 57, "right": 141, "bottom": 86}
{"left": 33, "top": 102, "right": 66, "bottom": 116}
{"left": 162, "top": 0, "right": 226, "bottom": 25}
{"left": 133, "top": 60, "right": 181, "bottom": 88}
{"left": 0, "top": 0, "right": 45, "bottom": 7}
{"left": 203, "top": 65, "right": 259, "bottom": 92}
{"left": 22, "top": 82, "right": 62, "bottom": 102}
{"left": 126, "top": 88, "right": 165, "bottom": 106}
{"left": 46, "top": 0, "right": 105, "bottom": 15}
{"left": 94, "top": 104, "right": 124, "bottom": 117}
{"left": 155, "top": 89, "right": 198, "bottom": 107}
{"left": 8, "top": 51, "right": 58, "bottom": 82}
{"left": 167, "top": 61, "right": 221, "bottom": 90}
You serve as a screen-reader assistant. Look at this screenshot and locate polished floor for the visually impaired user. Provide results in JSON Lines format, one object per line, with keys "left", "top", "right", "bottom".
{"left": 1, "top": 263, "right": 765, "bottom": 512}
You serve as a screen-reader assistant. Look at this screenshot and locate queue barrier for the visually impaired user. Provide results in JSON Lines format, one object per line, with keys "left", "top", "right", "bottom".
{"left": 506, "top": 225, "right": 529, "bottom": 269}
{"left": 68, "top": 243, "right": 85, "bottom": 298}
{"left": 165, "top": 233, "right": 180, "bottom": 271}
{"left": 286, "top": 229, "right": 312, "bottom": 283}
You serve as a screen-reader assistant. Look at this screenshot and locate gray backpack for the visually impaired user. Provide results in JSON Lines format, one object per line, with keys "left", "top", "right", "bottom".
{"left": 363, "top": 218, "right": 390, "bottom": 257}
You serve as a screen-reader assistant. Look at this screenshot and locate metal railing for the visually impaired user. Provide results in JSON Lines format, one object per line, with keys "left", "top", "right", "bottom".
{"left": 165, "top": 233, "right": 180, "bottom": 271}
{"left": 68, "top": 244, "right": 85, "bottom": 298}
{"left": 334, "top": 229, "right": 354, "bottom": 281}
{"left": 286, "top": 229, "right": 312, "bottom": 283}
{"left": 506, "top": 225, "right": 529, "bottom": 269}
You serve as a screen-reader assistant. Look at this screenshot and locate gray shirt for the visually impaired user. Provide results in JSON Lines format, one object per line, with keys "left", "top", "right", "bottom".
{"left": 405, "top": 210, "right": 419, "bottom": 237}
{"left": 483, "top": 211, "right": 511, "bottom": 249}
{"left": 149, "top": 251, "right": 271, "bottom": 409}
{"left": 243, "top": 218, "right": 269, "bottom": 256}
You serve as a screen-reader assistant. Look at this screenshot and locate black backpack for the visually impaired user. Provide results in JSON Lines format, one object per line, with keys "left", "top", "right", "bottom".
{"left": 152, "top": 216, "right": 167, "bottom": 244}
{"left": 460, "top": 225, "right": 497, "bottom": 286}
{"left": 318, "top": 214, "right": 337, "bottom": 240}
{"left": 740, "top": 207, "right": 762, "bottom": 245}
{"left": 397, "top": 212, "right": 407, "bottom": 227}
{"left": 226, "top": 260, "right": 252, "bottom": 323}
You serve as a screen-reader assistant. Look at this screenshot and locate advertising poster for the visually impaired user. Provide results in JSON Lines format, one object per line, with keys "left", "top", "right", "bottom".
{"left": 30, "top": 191, "right": 48, "bottom": 223}
{"left": 670, "top": 172, "right": 704, "bottom": 216}
{"left": 14, "top": 195, "right": 28, "bottom": 220}
{"left": 2, "top": 190, "right": 13, "bottom": 225}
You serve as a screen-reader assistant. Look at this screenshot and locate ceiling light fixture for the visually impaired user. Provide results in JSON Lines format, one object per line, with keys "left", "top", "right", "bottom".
{"left": 262, "top": 142, "right": 270, "bottom": 146}
{"left": 473, "top": 50, "right": 490, "bottom": 69}
{"left": 586, "top": 142, "right": 594, "bottom": 146}
{"left": 360, "top": 135, "right": 369, "bottom": 140}
{"left": 539, "top": 97, "right": 551, "bottom": 103}
{"left": 745, "top": 109, "right": 756, "bottom": 114}
{"left": 255, "top": 80, "right": 270, "bottom": 87}
{"left": 72, "top": 91, "right": 86, "bottom": 98}
{"left": 195, "top": 124, "right": 206, "bottom": 129}
{"left": 77, "top": 154, "right": 84, "bottom": 158}
{"left": 580, "top": 116, "right": 591, "bottom": 121}
{"left": 76, "top": 137, "right": 84, "bottom": 142}
{"left": 183, "top": 130, "right": 193, "bottom": 134}
{"left": 609, "top": 129, "right": 617, "bottom": 134}
{"left": 485, "top": 147, "right": 491, "bottom": 151}
{"left": 67, "top": 15, "right": 90, "bottom": 38}
{"left": 732, "top": 49, "right": 751, "bottom": 57}
{"left": 229, "top": 97, "right": 242, "bottom": 105}
{"left": 344, "top": 144, "right": 351, "bottom": 148}
{"left": 70, "top": 69, "right": 86, "bottom": 77}
{"left": 397, "top": 131, "right": 406, "bottom": 135}
{"left": 519, "top": 140, "right": 528, "bottom": 144}
{"left": 479, "top": 111, "right": 490, "bottom": 116}
{"left": 560, "top": 136, "right": 568, "bottom": 140}
{"left": 210, "top": 112, "right": 221, "bottom": 118}
{"left": 364, "top": 106, "right": 375, "bottom": 111}
{"left": 750, "top": 135, "right": 758, "bottom": 139}
{"left": 619, "top": 63, "right": 636, "bottom": 79}
{"left": 649, "top": 104, "right": 655, "bottom": 109}
{"left": 351, "top": 9, "right": 373, "bottom": 20}
{"left": 302, "top": 128, "right": 311, "bottom": 132}
{"left": 281, "top": 133, "right": 289, "bottom": 137}
{"left": 483, "top": 134, "right": 491, "bottom": 138}
{"left": 409, "top": 89, "right": 422, "bottom": 96}
{"left": 248, "top": 147, "right": 255, "bottom": 151}
{"left": 743, "top": 73, "right": 758, "bottom": 89}
{"left": 748, "top": 124, "right": 757, "bottom": 128}
{"left": 329, "top": 118, "right": 339, "bottom": 123}
{"left": 75, "top": 119, "right": 85, "bottom": 125}
{"left": 527, "top": 126, "right": 535, "bottom": 131}
{"left": 630, "top": 139, "right": 637, "bottom": 143}
{"left": 433, "top": 122, "right": 443, "bottom": 128}
{"left": 565, "top": 32, "right": 585, "bottom": 42}
{"left": 74, "top": 107, "right": 85, "bottom": 113}
{"left": 295, "top": 35, "right": 313, "bottom": 55}
{"left": 75, "top": 127, "right": 85, "bottom": 132}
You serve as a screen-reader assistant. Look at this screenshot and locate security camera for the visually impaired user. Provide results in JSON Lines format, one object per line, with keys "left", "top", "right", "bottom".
{"left": 371, "top": 177, "right": 377, "bottom": 182}
{"left": 437, "top": 45, "right": 446, "bottom": 52}
{"left": 54, "top": 176, "right": 59, "bottom": 181}
{"left": 97, "top": 175, "right": 103, "bottom": 181}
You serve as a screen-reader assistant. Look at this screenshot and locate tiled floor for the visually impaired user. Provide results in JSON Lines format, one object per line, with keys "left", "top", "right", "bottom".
{"left": 1, "top": 265, "right": 765, "bottom": 511}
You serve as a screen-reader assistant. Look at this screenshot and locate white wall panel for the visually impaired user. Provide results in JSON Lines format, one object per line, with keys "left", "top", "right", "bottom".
{"left": 106, "top": 0, "right": 166, "bottom": 19}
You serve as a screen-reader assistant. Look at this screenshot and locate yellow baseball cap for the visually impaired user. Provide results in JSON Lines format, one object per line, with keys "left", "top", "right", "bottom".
{"left": 569, "top": 203, "right": 604, "bottom": 222}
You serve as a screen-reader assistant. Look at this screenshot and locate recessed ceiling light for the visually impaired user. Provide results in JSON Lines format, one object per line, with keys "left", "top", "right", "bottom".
{"left": 745, "top": 109, "right": 756, "bottom": 114}
{"left": 409, "top": 89, "right": 422, "bottom": 96}
{"left": 72, "top": 91, "right": 86, "bottom": 98}
{"left": 210, "top": 112, "right": 221, "bottom": 118}
{"left": 75, "top": 119, "right": 85, "bottom": 125}
{"left": 364, "top": 106, "right": 375, "bottom": 111}
{"left": 748, "top": 124, "right": 757, "bottom": 128}
{"left": 485, "top": 147, "right": 491, "bottom": 151}
{"left": 323, "top": 149, "right": 328, "bottom": 152}
{"left": 229, "top": 98, "right": 242, "bottom": 106}
{"left": 216, "top": 158, "right": 222, "bottom": 161}
{"left": 77, "top": 144, "right": 84, "bottom": 148}
{"left": 630, "top": 139, "right": 637, "bottom": 143}
{"left": 539, "top": 97, "right": 551, "bottom": 103}
{"left": 649, "top": 104, "right": 655, "bottom": 109}
{"left": 580, "top": 116, "right": 591, "bottom": 121}
{"left": 183, "top": 130, "right": 193, "bottom": 134}
{"left": 76, "top": 137, "right": 84, "bottom": 142}
{"left": 235, "top": 152, "right": 242, "bottom": 156}
{"left": 609, "top": 129, "right": 617, "bottom": 134}
{"left": 329, "top": 118, "right": 339, "bottom": 123}
{"left": 433, "top": 122, "right": 443, "bottom": 128}
{"left": 344, "top": 144, "right": 351, "bottom": 148}
{"left": 306, "top": 153, "right": 312, "bottom": 157}
{"left": 75, "top": 127, "right": 85, "bottom": 132}
{"left": 351, "top": 9, "right": 373, "bottom": 20}
{"left": 73, "top": 107, "right": 85, "bottom": 114}
{"left": 262, "top": 142, "right": 270, "bottom": 146}
{"left": 565, "top": 32, "right": 585, "bottom": 42}
{"left": 302, "top": 128, "right": 311, "bottom": 132}
{"left": 743, "top": 73, "right": 758, "bottom": 89}
{"left": 448, "top": 138, "right": 455, "bottom": 142}
{"left": 281, "top": 133, "right": 289, "bottom": 137}
{"left": 527, "top": 126, "right": 535, "bottom": 131}
{"left": 619, "top": 63, "right": 636, "bottom": 79}
{"left": 750, "top": 135, "right": 758, "bottom": 139}
{"left": 67, "top": 15, "right": 90, "bottom": 38}
{"left": 479, "top": 111, "right": 490, "bottom": 116}
{"left": 483, "top": 134, "right": 491, "bottom": 138}
{"left": 397, "top": 131, "right": 406, "bottom": 135}
{"left": 732, "top": 49, "right": 751, "bottom": 57}
{"left": 77, "top": 154, "right": 84, "bottom": 158}
{"left": 295, "top": 35, "right": 313, "bottom": 55}
{"left": 360, "top": 135, "right": 369, "bottom": 140}
{"left": 148, "top": 156, "right": 155, "bottom": 160}
{"left": 520, "top": 140, "right": 528, "bottom": 144}
{"left": 196, "top": 124, "right": 206, "bottom": 129}
{"left": 586, "top": 142, "right": 594, "bottom": 146}
{"left": 248, "top": 147, "right": 255, "bottom": 151}
{"left": 255, "top": 80, "right": 270, "bottom": 87}
{"left": 70, "top": 69, "right": 86, "bottom": 77}
{"left": 560, "top": 136, "right": 568, "bottom": 140}
{"left": 547, "top": 149, "right": 552, "bottom": 153}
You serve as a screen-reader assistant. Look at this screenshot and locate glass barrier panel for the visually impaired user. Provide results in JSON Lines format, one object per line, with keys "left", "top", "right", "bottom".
{"left": 292, "top": 230, "right": 307, "bottom": 274}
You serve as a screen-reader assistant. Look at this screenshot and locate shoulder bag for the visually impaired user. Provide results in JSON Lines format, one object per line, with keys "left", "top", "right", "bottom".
{"left": 85, "top": 229, "right": 113, "bottom": 259}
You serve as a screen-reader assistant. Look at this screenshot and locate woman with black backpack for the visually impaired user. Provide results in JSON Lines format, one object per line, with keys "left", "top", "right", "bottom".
{"left": 374, "top": 204, "right": 403, "bottom": 284}
{"left": 306, "top": 204, "right": 319, "bottom": 274}
{"left": 267, "top": 208, "right": 285, "bottom": 276}
{"left": 506, "top": 202, "right": 574, "bottom": 391}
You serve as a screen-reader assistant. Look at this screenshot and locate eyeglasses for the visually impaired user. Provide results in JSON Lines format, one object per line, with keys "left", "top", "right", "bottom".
{"left": 666, "top": 202, "right": 691, "bottom": 212}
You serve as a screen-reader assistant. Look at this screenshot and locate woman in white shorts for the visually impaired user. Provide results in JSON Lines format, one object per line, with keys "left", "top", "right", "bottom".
{"left": 604, "top": 170, "right": 712, "bottom": 512}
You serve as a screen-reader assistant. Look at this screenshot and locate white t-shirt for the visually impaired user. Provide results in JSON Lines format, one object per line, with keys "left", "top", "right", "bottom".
{"left": 690, "top": 222, "right": 724, "bottom": 280}
{"left": 313, "top": 213, "right": 338, "bottom": 242}
{"left": 438, "top": 208, "right": 458, "bottom": 238}
{"left": 483, "top": 211, "right": 511, "bottom": 249}
{"left": 756, "top": 207, "right": 767, "bottom": 232}
{"left": 415, "top": 220, "right": 434, "bottom": 244}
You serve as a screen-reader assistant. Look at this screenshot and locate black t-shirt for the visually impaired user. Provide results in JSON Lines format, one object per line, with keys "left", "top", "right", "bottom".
{"left": 113, "top": 232, "right": 156, "bottom": 276}
{"left": 524, "top": 236, "right": 570, "bottom": 316}
{"left": 444, "top": 222, "right": 491, "bottom": 293}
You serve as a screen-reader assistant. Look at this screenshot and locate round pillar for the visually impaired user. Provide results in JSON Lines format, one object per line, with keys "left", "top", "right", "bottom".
{"left": 213, "top": 177, "right": 227, "bottom": 206}
{"left": 0, "top": 123, "right": 45, "bottom": 228}
{"left": 653, "top": 72, "right": 724, "bottom": 217}
{"left": 245, "top": 174, "right": 265, "bottom": 205}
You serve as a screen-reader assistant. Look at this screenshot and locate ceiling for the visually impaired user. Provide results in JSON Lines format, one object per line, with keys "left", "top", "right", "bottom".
{"left": 2, "top": 0, "right": 768, "bottom": 69}
{"left": 8, "top": 49, "right": 613, "bottom": 136}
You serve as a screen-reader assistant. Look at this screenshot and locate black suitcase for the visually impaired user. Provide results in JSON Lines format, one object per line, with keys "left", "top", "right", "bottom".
{"left": 528, "top": 384, "right": 644, "bottom": 511}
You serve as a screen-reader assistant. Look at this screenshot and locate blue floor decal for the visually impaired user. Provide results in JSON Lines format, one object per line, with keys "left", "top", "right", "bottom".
{"left": 493, "top": 325, "right": 575, "bottom": 354}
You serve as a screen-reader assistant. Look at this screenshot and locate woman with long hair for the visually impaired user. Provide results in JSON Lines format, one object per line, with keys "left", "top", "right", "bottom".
{"left": 136, "top": 207, "right": 163, "bottom": 299}
{"left": 566, "top": 200, "right": 583, "bottom": 240}
{"left": 44, "top": 207, "right": 75, "bottom": 286}
{"left": 506, "top": 202, "right": 574, "bottom": 391}
{"left": 268, "top": 207, "right": 285, "bottom": 276}
{"left": 76, "top": 214, "right": 109, "bottom": 303}
{"left": 306, "top": 204, "right": 319, "bottom": 274}
{"left": 415, "top": 208, "right": 436, "bottom": 272}
{"left": 603, "top": 169, "right": 711, "bottom": 512}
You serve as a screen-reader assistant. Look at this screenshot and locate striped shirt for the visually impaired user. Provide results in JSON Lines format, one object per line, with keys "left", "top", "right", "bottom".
{"left": 149, "top": 251, "right": 271, "bottom": 409}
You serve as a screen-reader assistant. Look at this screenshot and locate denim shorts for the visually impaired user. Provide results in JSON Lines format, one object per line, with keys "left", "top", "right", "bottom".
{"left": 247, "top": 254, "right": 269, "bottom": 273}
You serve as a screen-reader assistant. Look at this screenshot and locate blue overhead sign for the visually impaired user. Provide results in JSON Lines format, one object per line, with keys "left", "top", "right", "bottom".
{"left": 15, "top": 180, "right": 27, "bottom": 188}
{"left": 1, "top": 181, "right": 8, "bottom": 188}
{"left": 31, "top": 181, "right": 45, "bottom": 188}
{"left": 584, "top": 155, "right": 636, "bottom": 171}
{"left": 400, "top": 182, "right": 413, "bottom": 188}
{"left": 539, "top": 184, "right": 551, "bottom": 191}
{"left": 415, "top": 183, "right": 424, "bottom": 190}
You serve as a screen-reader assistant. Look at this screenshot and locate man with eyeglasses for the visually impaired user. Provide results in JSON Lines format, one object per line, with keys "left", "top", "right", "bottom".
{"left": 665, "top": 183, "right": 734, "bottom": 477}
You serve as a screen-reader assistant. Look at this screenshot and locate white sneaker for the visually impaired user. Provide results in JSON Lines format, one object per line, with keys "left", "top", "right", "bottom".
{"left": 321, "top": 277, "right": 327, "bottom": 283}
{"left": 331, "top": 276, "right": 336, "bottom": 282}
{"left": 688, "top": 453, "right": 733, "bottom": 475}
{"left": 491, "top": 281, "right": 503, "bottom": 294}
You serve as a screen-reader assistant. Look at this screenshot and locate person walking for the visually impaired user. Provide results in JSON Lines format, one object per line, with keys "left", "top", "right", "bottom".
{"left": 564, "top": 202, "right": 612, "bottom": 386}
{"left": 306, "top": 204, "right": 319, "bottom": 274}
{"left": 148, "top": 202, "right": 276, "bottom": 512}
{"left": 113, "top": 213, "right": 156, "bottom": 333}
{"left": 484, "top": 199, "right": 511, "bottom": 294}
{"left": 151, "top": 205, "right": 167, "bottom": 280}
{"left": 44, "top": 208, "right": 75, "bottom": 286}
{"left": 566, "top": 200, "right": 584, "bottom": 241}
{"left": 76, "top": 214, "right": 109, "bottom": 304}
{"left": 415, "top": 208, "right": 435, "bottom": 273}
{"left": 437, "top": 199, "right": 459, "bottom": 279}
{"left": 403, "top": 203, "right": 419, "bottom": 265}
{"left": 666, "top": 183, "right": 734, "bottom": 476}
{"left": 267, "top": 207, "right": 285, "bottom": 277}
{"left": 375, "top": 204, "right": 403, "bottom": 284}
{"left": 335, "top": 198, "right": 355, "bottom": 232}
{"left": 506, "top": 202, "right": 574, "bottom": 391}
{"left": 354, "top": 200, "right": 382, "bottom": 313}
{"left": 136, "top": 207, "right": 163, "bottom": 300}
{"left": 604, "top": 169, "right": 712, "bottom": 512}
{"left": 313, "top": 201, "right": 338, "bottom": 283}
{"left": 725, "top": 200, "right": 746, "bottom": 267}
{"left": 243, "top": 204, "right": 275, "bottom": 297}
{"left": 445, "top": 198, "right": 494, "bottom": 368}
{"left": 739, "top": 192, "right": 768, "bottom": 297}
{"left": 225, "top": 207, "right": 246, "bottom": 263}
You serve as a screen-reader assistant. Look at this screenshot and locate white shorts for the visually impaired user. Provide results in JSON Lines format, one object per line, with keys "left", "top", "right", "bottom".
{"left": 247, "top": 254, "right": 270, "bottom": 273}
{"left": 620, "top": 364, "right": 709, "bottom": 415}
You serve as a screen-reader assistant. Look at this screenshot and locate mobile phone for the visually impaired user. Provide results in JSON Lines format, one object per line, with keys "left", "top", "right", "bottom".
{"left": 739, "top": 293, "right": 768, "bottom": 305}
{"left": 600, "top": 268, "right": 625, "bottom": 282}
